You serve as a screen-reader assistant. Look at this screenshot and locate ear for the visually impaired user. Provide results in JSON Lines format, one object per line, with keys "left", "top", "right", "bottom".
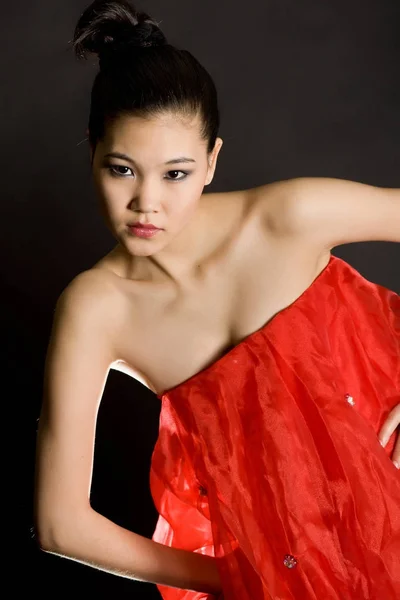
{"left": 205, "top": 137, "right": 223, "bottom": 186}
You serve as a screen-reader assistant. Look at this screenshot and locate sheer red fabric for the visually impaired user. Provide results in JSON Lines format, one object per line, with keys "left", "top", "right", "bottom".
{"left": 150, "top": 255, "right": 400, "bottom": 599}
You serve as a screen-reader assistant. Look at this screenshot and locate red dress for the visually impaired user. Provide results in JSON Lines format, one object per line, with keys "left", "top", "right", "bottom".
{"left": 149, "top": 255, "right": 400, "bottom": 600}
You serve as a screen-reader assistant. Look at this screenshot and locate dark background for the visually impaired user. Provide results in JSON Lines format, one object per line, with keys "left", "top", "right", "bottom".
{"left": 2, "top": 0, "right": 399, "bottom": 596}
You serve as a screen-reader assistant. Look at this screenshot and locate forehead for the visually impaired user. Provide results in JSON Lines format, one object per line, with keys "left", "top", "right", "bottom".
{"left": 101, "top": 111, "right": 205, "bottom": 154}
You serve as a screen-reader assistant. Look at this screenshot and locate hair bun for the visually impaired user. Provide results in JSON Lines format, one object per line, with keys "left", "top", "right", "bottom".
{"left": 73, "top": 0, "right": 167, "bottom": 62}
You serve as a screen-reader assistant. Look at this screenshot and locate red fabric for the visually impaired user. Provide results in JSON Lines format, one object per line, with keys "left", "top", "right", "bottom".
{"left": 149, "top": 255, "right": 400, "bottom": 600}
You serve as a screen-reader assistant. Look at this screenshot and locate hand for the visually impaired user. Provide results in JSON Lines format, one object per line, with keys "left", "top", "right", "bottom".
{"left": 378, "top": 404, "right": 399, "bottom": 469}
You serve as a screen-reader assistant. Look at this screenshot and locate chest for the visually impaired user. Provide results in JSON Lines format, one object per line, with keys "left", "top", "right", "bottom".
{"left": 113, "top": 223, "right": 329, "bottom": 396}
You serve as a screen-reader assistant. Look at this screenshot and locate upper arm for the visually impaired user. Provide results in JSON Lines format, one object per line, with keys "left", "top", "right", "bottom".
{"left": 34, "top": 271, "right": 118, "bottom": 549}
{"left": 257, "top": 177, "right": 400, "bottom": 249}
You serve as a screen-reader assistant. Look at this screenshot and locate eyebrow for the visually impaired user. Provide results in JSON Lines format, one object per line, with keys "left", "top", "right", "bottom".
{"left": 104, "top": 152, "right": 196, "bottom": 165}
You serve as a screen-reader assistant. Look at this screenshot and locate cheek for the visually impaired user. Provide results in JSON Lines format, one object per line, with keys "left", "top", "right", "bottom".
{"left": 167, "top": 182, "right": 203, "bottom": 220}
{"left": 98, "top": 176, "right": 120, "bottom": 198}
{"left": 97, "top": 178, "right": 129, "bottom": 211}
{"left": 183, "top": 170, "right": 209, "bottom": 201}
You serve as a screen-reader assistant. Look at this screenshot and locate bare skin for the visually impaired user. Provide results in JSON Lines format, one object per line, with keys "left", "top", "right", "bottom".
{"left": 34, "top": 110, "right": 398, "bottom": 594}
{"left": 87, "top": 109, "right": 331, "bottom": 395}
{"left": 93, "top": 187, "right": 330, "bottom": 395}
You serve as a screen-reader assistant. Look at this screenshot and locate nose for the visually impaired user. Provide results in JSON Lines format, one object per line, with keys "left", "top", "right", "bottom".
{"left": 130, "top": 178, "right": 160, "bottom": 213}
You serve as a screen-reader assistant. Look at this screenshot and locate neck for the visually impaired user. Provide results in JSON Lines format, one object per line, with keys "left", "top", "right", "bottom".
{"left": 117, "top": 198, "right": 214, "bottom": 288}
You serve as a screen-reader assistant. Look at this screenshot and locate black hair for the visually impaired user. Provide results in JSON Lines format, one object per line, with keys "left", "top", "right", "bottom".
{"left": 72, "top": 0, "right": 220, "bottom": 154}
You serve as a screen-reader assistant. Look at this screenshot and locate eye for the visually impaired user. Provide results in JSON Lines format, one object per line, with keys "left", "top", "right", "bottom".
{"left": 165, "top": 170, "right": 189, "bottom": 181}
{"left": 107, "top": 165, "right": 133, "bottom": 177}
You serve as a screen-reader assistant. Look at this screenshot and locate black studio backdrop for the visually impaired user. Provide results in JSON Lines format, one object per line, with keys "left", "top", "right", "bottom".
{"left": 2, "top": 0, "right": 399, "bottom": 596}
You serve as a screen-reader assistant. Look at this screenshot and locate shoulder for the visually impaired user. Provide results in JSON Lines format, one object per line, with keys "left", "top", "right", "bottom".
{"left": 55, "top": 268, "right": 123, "bottom": 336}
{"left": 46, "top": 269, "right": 126, "bottom": 369}
{"left": 202, "top": 181, "right": 303, "bottom": 242}
{"left": 58, "top": 268, "right": 116, "bottom": 308}
{"left": 206, "top": 179, "right": 304, "bottom": 235}
{"left": 245, "top": 178, "right": 307, "bottom": 235}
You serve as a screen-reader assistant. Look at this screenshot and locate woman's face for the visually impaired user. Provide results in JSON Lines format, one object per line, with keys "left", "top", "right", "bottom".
{"left": 91, "top": 111, "right": 223, "bottom": 257}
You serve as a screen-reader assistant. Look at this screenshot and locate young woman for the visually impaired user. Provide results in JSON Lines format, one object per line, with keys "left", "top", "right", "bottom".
{"left": 34, "top": 1, "right": 400, "bottom": 598}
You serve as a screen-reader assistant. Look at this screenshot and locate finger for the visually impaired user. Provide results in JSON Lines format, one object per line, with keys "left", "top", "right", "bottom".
{"left": 378, "top": 405, "right": 400, "bottom": 447}
{"left": 392, "top": 433, "right": 400, "bottom": 470}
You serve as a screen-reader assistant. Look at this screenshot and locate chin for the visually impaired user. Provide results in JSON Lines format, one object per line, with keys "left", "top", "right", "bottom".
{"left": 122, "top": 238, "right": 164, "bottom": 258}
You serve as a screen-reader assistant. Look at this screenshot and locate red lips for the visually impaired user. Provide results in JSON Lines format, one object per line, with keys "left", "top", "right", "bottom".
{"left": 129, "top": 222, "right": 161, "bottom": 229}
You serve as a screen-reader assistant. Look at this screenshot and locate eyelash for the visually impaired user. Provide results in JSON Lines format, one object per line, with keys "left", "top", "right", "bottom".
{"left": 107, "top": 165, "right": 190, "bottom": 181}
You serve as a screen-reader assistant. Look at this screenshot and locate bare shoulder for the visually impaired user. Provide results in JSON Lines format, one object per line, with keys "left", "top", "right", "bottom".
{"left": 55, "top": 268, "right": 123, "bottom": 343}
{"left": 204, "top": 180, "right": 303, "bottom": 235}
{"left": 244, "top": 178, "right": 306, "bottom": 235}
{"left": 58, "top": 268, "right": 117, "bottom": 308}
{"left": 240, "top": 180, "right": 332, "bottom": 271}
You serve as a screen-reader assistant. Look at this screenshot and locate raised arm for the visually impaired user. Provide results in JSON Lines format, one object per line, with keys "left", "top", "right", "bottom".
{"left": 256, "top": 177, "right": 400, "bottom": 248}
{"left": 34, "top": 270, "right": 221, "bottom": 596}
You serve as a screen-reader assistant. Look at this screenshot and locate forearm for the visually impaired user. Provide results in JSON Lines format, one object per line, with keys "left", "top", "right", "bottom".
{"left": 39, "top": 507, "right": 222, "bottom": 595}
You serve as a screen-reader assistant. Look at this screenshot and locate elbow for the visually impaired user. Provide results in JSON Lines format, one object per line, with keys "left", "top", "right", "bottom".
{"left": 34, "top": 508, "right": 91, "bottom": 556}
{"left": 34, "top": 520, "right": 65, "bottom": 554}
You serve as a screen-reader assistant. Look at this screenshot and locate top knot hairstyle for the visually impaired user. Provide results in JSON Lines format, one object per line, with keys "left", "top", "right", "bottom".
{"left": 72, "top": 0, "right": 220, "bottom": 154}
